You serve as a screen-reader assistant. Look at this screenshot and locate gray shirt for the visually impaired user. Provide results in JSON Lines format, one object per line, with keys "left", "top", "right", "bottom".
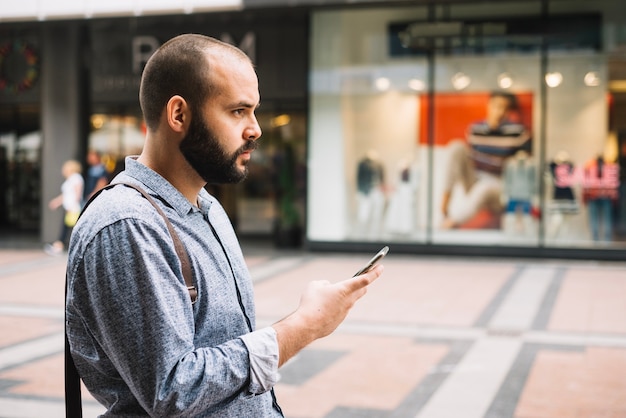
{"left": 66, "top": 157, "right": 282, "bottom": 417}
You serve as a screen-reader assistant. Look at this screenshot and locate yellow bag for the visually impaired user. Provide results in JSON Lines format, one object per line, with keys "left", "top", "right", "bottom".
{"left": 64, "top": 211, "right": 80, "bottom": 227}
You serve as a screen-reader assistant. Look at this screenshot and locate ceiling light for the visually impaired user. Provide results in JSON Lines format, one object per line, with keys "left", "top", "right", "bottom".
{"left": 451, "top": 72, "right": 470, "bottom": 90}
{"left": 271, "top": 114, "right": 291, "bottom": 128}
{"left": 408, "top": 78, "right": 426, "bottom": 91}
{"left": 545, "top": 72, "right": 563, "bottom": 88}
{"left": 374, "top": 77, "right": 391, "bottom": 91}
{"left": 497, "top": 72, "right": 513, "bottom": 89}
{"left": 584, "top": 71, "right": 600, "bottom": 87}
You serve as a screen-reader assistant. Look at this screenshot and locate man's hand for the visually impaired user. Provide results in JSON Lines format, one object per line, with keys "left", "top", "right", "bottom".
{"left": 272, "top": 265, "right": 384, "bottom": 367}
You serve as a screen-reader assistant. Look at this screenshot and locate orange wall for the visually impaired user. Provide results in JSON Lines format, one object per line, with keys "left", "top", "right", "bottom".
{"left": 418, "top": 92, "right": 534, "bottom": 146}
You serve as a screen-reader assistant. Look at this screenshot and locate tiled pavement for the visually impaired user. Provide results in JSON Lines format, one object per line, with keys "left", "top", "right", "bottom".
{"left": 1, "top": 243, "right": 626, "bottom": 418}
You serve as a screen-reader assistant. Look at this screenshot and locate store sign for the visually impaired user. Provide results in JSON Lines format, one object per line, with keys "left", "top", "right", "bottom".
{"left": 389, "top": 13, "right": 601, "bottom": 56}
{"left": 90, "top": 13, "right": 307, "bottom": 103}
{"left": 132, "top": 36, "right": 161, "bottom": 74}
{"left": 131, "top": 32, "right": 256, "bottom": 75}
{"left": 220, "top": 32, "right": 256, "bottom": 64}
{"left": 93, "top": 30, "right": 257, "bottom": 100}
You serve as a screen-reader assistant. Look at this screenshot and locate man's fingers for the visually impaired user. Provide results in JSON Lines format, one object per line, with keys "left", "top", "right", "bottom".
{"left": 344, "top": 264, "right": 384, "bottom": 291}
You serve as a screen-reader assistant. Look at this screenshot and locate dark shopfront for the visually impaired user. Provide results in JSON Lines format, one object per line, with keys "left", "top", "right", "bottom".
{"left": 0, "top": 8, "right": 310, "bottom": 247}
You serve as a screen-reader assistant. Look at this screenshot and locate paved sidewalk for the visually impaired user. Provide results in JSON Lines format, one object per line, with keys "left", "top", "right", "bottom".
{"left": 1, "top": 243, "right": 626, "bottom": 417}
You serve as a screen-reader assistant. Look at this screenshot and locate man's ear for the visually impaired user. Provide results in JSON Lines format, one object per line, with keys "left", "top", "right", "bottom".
{"left": 165, "top": 95, "right": 189, "bottom": 134}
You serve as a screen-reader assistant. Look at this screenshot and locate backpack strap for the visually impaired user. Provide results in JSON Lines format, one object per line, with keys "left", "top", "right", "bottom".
{"left": 79, "top": 182, "right": 196, "bottom": 302}
{"left": 64, "top": 330, "right": 82, "bottom": 417}
{"left": 65, "top": 182, "right": 196, "bottom": 416}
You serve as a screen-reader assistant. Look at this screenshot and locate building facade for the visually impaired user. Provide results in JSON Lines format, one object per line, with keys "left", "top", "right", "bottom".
{"left": 1, "top": 0, "right": 625, "bottom": 260}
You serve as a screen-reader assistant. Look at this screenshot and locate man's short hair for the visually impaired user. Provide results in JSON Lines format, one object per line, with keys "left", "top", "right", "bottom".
{"left": 139, "top": 34, "right": 249, "bottom": 132}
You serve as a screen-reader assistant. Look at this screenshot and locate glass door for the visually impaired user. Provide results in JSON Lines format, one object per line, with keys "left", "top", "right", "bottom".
{"left": 0, "top": 104, "right": 41, "bottom": 235}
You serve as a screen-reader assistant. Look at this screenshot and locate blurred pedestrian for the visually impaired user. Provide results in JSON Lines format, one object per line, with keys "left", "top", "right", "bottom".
{"left": 45, "top": 159, "right": 83, "bottom": 255}
{"left": 83, "top": 149, "right": 109, "bottom": 202}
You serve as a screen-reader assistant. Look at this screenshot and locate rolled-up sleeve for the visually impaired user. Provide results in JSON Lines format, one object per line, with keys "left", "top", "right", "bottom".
{"left": 240, "top": 326, "right": 280, "bottom": 395}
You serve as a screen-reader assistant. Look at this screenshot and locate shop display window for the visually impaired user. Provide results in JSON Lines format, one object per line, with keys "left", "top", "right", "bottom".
{"left": 308, "top": 1, "right": 626, "bottom": 250}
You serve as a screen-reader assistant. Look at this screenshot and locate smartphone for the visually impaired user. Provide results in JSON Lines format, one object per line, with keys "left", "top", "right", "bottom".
{"left": 353, "top": 246, "right": 389, "bottom": 277}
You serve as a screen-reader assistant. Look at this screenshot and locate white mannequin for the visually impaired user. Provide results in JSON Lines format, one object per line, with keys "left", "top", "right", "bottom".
{"left": 502, "top": 150, "right": 538, "bottom": 237}
{"left": 355, "top": 150, "right": 386, "bottom": 238}
{"left": 384, "top": 158, "right": 418, "bottom": 235}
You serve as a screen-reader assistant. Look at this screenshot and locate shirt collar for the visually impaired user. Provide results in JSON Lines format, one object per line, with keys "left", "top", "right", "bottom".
{"left": 116, "top": 156, "right": 215, "bottom": 217}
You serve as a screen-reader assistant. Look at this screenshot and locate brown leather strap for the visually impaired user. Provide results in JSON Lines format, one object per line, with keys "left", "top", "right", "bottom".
{"left": 119, "top": 183, "right": 197, "bottom": 303}
{"left": 81, "top": 182, "right": 197, "bottom": 303}
{"left": 65, "top": 182, "right": 197, "bottom": 416}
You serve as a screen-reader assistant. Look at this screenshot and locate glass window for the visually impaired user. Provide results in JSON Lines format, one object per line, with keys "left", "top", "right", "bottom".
{"left": 0, "top": 104, "right": 41, "bottom": 233}
{"left": 545, "top": 0, "right": 623, "bottom": 248}
{"left": 308, "top": 0, "right": 626, "bottom": 251}
{"left": 428, "top": 4, "right": 544, "bottom": 247}
{"left": 236, "top": 110, "right": 307, "bottom": 245}
{"left": 308, "top": 7, "right": 430, "bottom": 243}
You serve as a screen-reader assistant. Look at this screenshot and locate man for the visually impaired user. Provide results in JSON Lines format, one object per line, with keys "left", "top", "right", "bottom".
{"left": 440, "top": 91, "right": 531, "bottom": 229}
{"left": 83, "top": 149, "right": 109, "bottom": 202}
{"left": 66, "top": 34, "right": 383, "bottom": 417}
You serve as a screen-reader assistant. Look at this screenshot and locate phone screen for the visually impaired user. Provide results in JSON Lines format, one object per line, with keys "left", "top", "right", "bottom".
{"left": 353, "top": 246, "right": 389, "bottom": 277}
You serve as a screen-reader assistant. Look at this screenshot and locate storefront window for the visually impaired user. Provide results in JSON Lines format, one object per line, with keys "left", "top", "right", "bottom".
{"left": 429, "top": 87, "right": 539, "bottom": 247}
{"left": 308, "top": 7, "right": 430, "bottom": 243}
{"left": 308, "top": 0, "right": 626, "bottom": 251}
{"left": 87, "top": 110, "right": 307, "bottom": 245}
{"left": 0, "top": 105, "right": 41, "bottom": 232}
{"left": 427, "top": 7, "right": 544, "bottom": 247}
{"left": 236, "top": 110, "right": 307, "bottom": 243}
{"left": 542, "top": 51, "right": 612, "bottom": 247}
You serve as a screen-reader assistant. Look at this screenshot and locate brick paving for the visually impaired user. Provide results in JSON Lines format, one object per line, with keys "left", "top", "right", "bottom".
{"left": 1, "top": 242, "right": 626, "bottom": 417}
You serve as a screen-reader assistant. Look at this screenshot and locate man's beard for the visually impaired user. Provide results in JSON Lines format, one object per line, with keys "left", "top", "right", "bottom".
{"left": 179, "top": 114, "right": 257, "bottom": 184}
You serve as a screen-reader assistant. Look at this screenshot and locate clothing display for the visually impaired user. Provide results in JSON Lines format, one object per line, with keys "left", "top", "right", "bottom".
{"left": 582, "top": 157, "right": 620, "bottom": 241}
{"left": 582, "top": 157, "right": 620, "bottom": 204}
{"left": 618, "top": 148, "right": 626, "bottom": 235}
{"left": 542, "top": 153, "right": 583, "bottom": 240}
{"left": 549, "top": 161, "right": 576, "bottom": 201}
{"left": 587, "top": 198, "right": 613, "bottom": 242}
{"left": 548, "top": 159, "right": 579, "bottom": 214}
{"left": 66, "top": 157, "right": 281, "bottom": 417}
{"left": 357, "top": 155, "right": 384, "bottom": 195}
{"left": 545, "top": 154, "right": 580, "bottom": 240}
{"left": 355, "top": 154, "right": 386, "bottom": 237}
{"left": 503, "top": 152, "right": 536, "bottom": 211}
{"left": 502, "top": 152, "right": 537, "bottom": 235}
{"left": 384, "top": 163, "right": 417, "bottom": 235}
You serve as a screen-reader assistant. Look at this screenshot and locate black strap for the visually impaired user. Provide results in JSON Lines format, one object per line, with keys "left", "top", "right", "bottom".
{"left": 64, "top": 323, "right": 82, "bottom": 417}
{"left": 65, "top": 182, "right": 196, "bottom": 416}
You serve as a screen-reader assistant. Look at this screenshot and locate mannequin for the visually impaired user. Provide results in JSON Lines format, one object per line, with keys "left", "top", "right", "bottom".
{"left": 355, "top": 150, "right": 386, "bottom": 238}
{"left": 384, "top": 158, "right": 418, "bottom": 235}
{"left": 502, "top": 150, "right": 537, "bottom": 235}
{"left": 546, "top": 150, "right": 579, "bottom": 239}
{"left": 582, "top": 155, "right": 619, "bottom": 241}
{"left": 618, "top": 141, "right": 626, "bottom": 236}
